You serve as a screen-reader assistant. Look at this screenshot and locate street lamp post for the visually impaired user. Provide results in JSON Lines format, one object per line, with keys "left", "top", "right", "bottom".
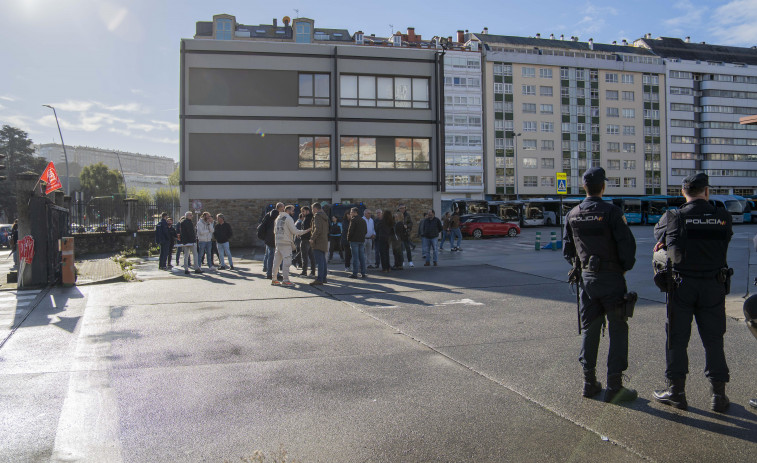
{"left": 513, "top": 132, "right": 521, "bottom": 200}
{"left": 42, "top": 105, "right": 70, "bottom": 195}
{"left": 112, "top": 151, "right": 128, "bottom": 196}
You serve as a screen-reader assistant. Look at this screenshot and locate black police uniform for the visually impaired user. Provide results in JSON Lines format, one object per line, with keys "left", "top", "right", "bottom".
{"left": 653, "top": 199, "right": 732, "bottom": 385}
{"left": 563, "top": 196, "right": 636, "bottom": 385}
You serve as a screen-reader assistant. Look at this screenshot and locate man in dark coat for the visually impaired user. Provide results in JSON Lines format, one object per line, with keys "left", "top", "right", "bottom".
{"left": 563, "top": 167, "right": 637, "bottom": 403}
{"left": 155, "top": 212, "right": 171, "bottom": 270}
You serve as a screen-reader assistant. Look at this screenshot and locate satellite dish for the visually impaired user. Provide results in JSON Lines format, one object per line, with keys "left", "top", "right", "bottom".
{"left": 283, "top": 16, "right": 291, "bottom": 24}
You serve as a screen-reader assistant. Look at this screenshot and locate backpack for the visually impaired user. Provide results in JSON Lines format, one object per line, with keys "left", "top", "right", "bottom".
{"left": 256, "top": 215, "right": 270, "bottom": 240}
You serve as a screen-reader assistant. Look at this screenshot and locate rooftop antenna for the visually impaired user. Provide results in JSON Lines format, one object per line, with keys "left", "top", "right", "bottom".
{"left": 390, "top": 24, "right": 394, "bottom": 35}
{"left": 294, "top": 9, "right": 299, "bottom": 19}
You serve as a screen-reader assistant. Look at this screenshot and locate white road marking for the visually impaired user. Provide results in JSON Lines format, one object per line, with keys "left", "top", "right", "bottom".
{"left": 435, "top": 298, "right": 484, "bottom": 306}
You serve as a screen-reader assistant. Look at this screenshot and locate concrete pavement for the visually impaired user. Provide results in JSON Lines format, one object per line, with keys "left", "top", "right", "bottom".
{"left": 1, "top": 226, "right": 756, "bottom": 462}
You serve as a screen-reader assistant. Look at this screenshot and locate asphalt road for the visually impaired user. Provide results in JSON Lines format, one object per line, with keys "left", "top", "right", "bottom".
{"left": 0, "top": 225, "right": 756, "bottom": 462}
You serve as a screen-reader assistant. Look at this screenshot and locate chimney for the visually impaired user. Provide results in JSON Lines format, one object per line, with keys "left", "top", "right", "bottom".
{"left": 560, "top": 34, "right": 564, "bottom": 40}
{"left": 355, "top": 31, "right": 364, "bottom": 44}
{"left": 550, "top": 33, "right": 555, "bottom": 40}
{"left": 701, "top": 41, "right": 706, "bottom": 44}
{"left": 483, "top": 27, "right": 488, "bottom": 34}
{"left": 645, "top": 33, "right": 651, "bottom": 39}
{"left": 612, "top": 41, "right": 617, "bottom": 45}
{"left": 273, "top": 18, "right": 277, "bottom": 27}
{"left": 588, "top": 38, "right": 593, "bottom": 50}
{"left": 407, "top": 27, "right": 416, "bottom": 42}
{"left": 685, "top": 36, "right": 690, "bottom": 43}
{"left": 536, "top": 33, "right": 541, "bottom": 39}
{"left": 457, "top": 30, "right": 464, "bottom": 43}
{"left": 622, "top": 39, "right": 628, "bottom": 46}
{"left": 572, "top": 36, "right": 578, "bottom": 42}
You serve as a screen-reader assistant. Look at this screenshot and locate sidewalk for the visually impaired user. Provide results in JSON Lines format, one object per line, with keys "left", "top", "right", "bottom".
{"left": 75, "top": 255, "right": 125, "bottom": 285}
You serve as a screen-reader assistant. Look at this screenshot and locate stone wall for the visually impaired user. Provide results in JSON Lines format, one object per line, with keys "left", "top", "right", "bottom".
{"left": 72, "top": 231, "right": 156, "bottom": 256}
{"left": 190, "top": 197, "right": 433, "bottom": 246}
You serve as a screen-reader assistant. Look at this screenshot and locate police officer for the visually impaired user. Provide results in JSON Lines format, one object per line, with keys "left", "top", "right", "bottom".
{"left": 745, "top": 294, "right": 757, "bottom": 409}
{"left": 652, "top": 173, "right": 733, "bottom": 413}
{"left": 563, "top": 167, "right": 638, "bottom": 403}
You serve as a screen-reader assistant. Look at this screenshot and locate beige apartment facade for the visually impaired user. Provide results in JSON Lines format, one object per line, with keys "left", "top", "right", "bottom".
{"left": 472, "top": 34, "right": 667, "bottom": 197}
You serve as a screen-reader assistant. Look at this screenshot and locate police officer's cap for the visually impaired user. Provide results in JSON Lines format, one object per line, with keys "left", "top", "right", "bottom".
{"left": 582, "top": 167, "right": 606, "bottom": 186}
{"left": 682, "top": 172, "right": 710, "bottom": 190}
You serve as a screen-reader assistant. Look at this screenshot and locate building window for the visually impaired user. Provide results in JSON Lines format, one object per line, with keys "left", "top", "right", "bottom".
{"left": 607, "top": 107, "right": 619, "bottom": 118}
{"left": 541, "top": 176, "right": 555, "bottom": 187}
{"left": 622, "top": 108, "right": 635, "bottom": 118}
{"left": 523, "top": 176, "right": 538, "bottom": 187}
{"left": 540, "top": 104, "right": 553, "bottom": 114}
{"left": 523, "top": 139, "right": 537, "bottom": 150}
{"left": 299, "top": 73, "right": 330, "bottom": 105}
{"left": 622, "top": 143, "right": 636, "bottom": 153}
{"left": 623, "top": 125, "right": 635, "bottom": 136}
{"left": 607, "top": 177, "right": 621, "bottom": 187}
{"left": 606, "top": 124, "right": 620, "bottom": 135}
{"left": 607, "top": 142, "right": 620, "bottom": 152}
{"left": 540, "top": 86, "right": 553, "bottom": 97}
{"left": 523, "top": 121, "right": 537, "bottom": 132}
{"left": 340, "top": 75, "right": 429, "bottom": 108}
{"left": 504, "top": 83, "right": 513, "bottom": 94}
{"left": 216, "top": 18, "right": 233, "bottom": 40}
{"left": 522, "top": 67, "right": 536, "bottom": 78}
{"left": 523, "top": 157, "right": 538, "bottom": 168}
{"left": 295, "top": 22, "right": 311, "bottom": 43}
{"left": 622, "top": 91, "right": 635, "bottom": 101}
{"left": 622, "top": 74, "right": 634, "bottom": 84}
{"left": 299, "top": 136, "right": 331, "bottom": 169}
{"left": 541, "top": 158, "right": 554, "bottom": 168}
{"left": 623, "top": 160, "right": 636, "bottom": 170}
{"left": 541, "top": 140, "right": 555, "bottom": 151}
{"left": 494, "top": 119, "right": 504, "bottom": 131}
{"left": 624, "top": 177, "right": 636, "bottom": 188}
{"left": 522, "top": 85, "right": 536, "bottom": 95}
{"left": 606, "top": 90, "right": 619, "bottom": 100}
{"left": 541, "top": 122, "right": 554, "bottom": 132}
{"left": 607, "top": 159, "right": 621, "bottom": 170}
{"left": 605, "top": 73, "right": 618, "bottom": 83}
{"left": 523, "top": 103, "right": 537, "bottom": 113}
{"left": 340, "top": 137, "right": 430, "bottom": 169}
{"left": 540, "top": 68, "right": 553, "bottom": 79}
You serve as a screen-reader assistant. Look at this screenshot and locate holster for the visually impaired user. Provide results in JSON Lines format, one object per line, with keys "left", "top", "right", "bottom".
{"left": 717, "top": 267, "right": 734, "bottom": 295}
{"left": 621, "top": 291, "right": 638, "bottom": 319}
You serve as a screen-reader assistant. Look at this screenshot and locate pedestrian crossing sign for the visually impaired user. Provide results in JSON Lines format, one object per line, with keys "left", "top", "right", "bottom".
{"left": 556, "top": 172, "right": 567, "bottom": 195}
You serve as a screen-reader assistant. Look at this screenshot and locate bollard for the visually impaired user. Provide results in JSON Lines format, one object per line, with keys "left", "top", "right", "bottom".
{"left": 535, "top": 231, "right": 541, "bottom": 251}
{"left": 59, "top": 237, "right": 76, "bottom": 286}
{"left": 551, "top": 231, "right": 557, "bottom": 251}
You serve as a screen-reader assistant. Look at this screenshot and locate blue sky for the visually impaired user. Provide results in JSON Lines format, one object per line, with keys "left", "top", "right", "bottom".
{"left": 2, "top": 0, "right": 756, "bottom": 162}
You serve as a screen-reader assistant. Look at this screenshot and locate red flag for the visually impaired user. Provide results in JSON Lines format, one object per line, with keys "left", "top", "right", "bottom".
{"left": 40, "top": 162, "right": 63, "bottom": 194}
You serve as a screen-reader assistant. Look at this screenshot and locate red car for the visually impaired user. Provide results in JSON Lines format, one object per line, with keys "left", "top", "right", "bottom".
{"left": 460, "top": 214, "right": 520, "bottom": 239}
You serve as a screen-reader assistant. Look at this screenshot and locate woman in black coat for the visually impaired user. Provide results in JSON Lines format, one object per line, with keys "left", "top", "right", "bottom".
{"left": 376, "top": 210, "right": 394, "bottom": 272}
{"left": 341, "top": 211, "right": 352, "bottom": 271}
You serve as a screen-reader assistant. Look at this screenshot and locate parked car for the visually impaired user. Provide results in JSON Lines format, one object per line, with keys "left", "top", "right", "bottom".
{"left": 460, "top": 214, "right": 521, "bottom": 239}
{"left": 0, "top": 224, "right": 11, "bottom": 248}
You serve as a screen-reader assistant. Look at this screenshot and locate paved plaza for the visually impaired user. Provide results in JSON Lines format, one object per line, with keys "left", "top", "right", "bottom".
{"left": 1, "top": 225, "right": 756, "bottom": 462}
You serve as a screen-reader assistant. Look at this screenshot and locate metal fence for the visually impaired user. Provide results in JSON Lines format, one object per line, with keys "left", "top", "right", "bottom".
{"left": 70, "top": 198, "right": 180, "bottom": 233}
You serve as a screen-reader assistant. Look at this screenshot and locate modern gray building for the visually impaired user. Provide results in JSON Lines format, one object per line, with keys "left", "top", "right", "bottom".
{"left": 635, "top": 36, "right": 757, "bottom": 196}
{"left": 182, "top": 17, "right": 444, "bottom": 245}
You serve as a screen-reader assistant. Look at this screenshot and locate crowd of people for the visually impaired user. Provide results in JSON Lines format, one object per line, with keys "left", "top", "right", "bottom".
{"left": 155, "top": 210, "right": 235, "bottom": 274}
{"left": 256, "top": 202, "right": 454, "bottom": 286}
{"left": 153, "top": 202, "right": 460, "bottom": 282}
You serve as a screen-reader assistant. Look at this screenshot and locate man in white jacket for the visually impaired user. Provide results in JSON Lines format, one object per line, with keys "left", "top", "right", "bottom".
{"left": 196, "top": 212, "right": 216, "bottom": 270}
{"left": 272, "top": 205, "right": 309, "bottom": 286}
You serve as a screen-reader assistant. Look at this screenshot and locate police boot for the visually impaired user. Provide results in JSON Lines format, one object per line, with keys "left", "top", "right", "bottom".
{"left": 582, "top": 369, "right": 602, "bottom": 398}
{"left": 710, "top": 381, "right": 730, "bottom": 413}
{"left": 653, "top": 378, "right": 688, "bottom": 410}
{"left": 604, "top": 374, "right": 637, "bottom": 403}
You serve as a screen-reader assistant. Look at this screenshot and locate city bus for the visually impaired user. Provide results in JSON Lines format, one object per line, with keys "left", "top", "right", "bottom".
{"left": 710, "top": 195, "right": 745, "bottom": 224}
{"left": 610, "top": 197, "right": 643, "bottom": 224}
{"left": 732, "top": 195, "right": 752, "bottom": 223}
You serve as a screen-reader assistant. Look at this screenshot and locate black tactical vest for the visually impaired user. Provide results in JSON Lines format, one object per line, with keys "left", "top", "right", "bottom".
{"left": 672, "top": 202, "right": 730, "bottom": 273}
{"left": 568, "top": 202, "right": 621, "bottom": 272}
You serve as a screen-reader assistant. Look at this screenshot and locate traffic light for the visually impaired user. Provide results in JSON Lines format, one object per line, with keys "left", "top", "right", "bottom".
{"left": 0, "top": 154, "right": 6, "bottom": 181}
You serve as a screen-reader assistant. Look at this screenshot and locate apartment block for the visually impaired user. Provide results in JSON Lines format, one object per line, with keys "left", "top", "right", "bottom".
{"left": 470, "top": 34, "right": 667, "bottom": 197}
{"left": 635, "top": 36, "right": 757, "bottom": 196}
{"left": 182, "top": 17, "right": 444, "bottom": 245}
{"left": 443, "top": 48, "right": 484, "bottom": 200}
